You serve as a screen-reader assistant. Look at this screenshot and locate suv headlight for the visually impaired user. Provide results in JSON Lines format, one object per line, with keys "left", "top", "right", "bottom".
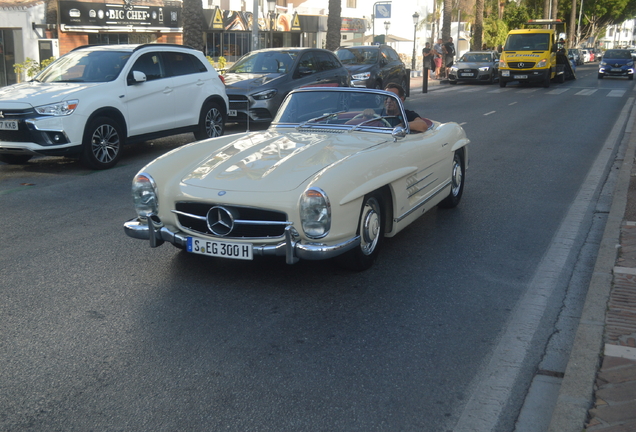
{"left": 479, "top": 66, "right": 490, "bottom": 71}
{"left": 300, "top": 187, "right": 331, "bottom": 239}
{"left": 352, "top": 72, "right": 371, "bottom": 80}
{"left": 536, "top": 59, "right": 548, "bottom": 68}
{"left": 132, "top": 173, "right": 158, "bottom": 219}
{"left": 252, "top": 89, "right": 277, "bottom": 100}
{"left": 34, "top": 99, "right": 79, "bottom": 116}
{"left": 499, "top": 60, "right": 507, "bottom": 68}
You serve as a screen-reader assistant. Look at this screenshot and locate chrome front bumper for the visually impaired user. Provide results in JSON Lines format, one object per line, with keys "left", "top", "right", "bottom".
{"left": 123, "top": 217, "right": 360, "bottom": 265}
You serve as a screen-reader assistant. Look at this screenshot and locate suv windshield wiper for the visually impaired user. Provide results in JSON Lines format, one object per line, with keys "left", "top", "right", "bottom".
{"left": 297, "top": 110, "right": 346, "bottom": 129}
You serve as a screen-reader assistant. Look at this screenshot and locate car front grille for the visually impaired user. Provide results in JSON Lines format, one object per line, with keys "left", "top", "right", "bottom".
{"left": 0, "top": 108, "right": 36, "bottom": 143}
{"left": 174, "top": 202, "right": 289, "bottom": 239}
{"left": 509, "top": 62, "right": 536, "bottom": 69}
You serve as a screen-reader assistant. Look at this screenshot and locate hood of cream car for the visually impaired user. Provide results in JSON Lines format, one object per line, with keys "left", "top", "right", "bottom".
{"left": 0, "top": 81, "right": 102, "bottom": 107}
{"left": 181, "top": 129, "right": 387, "bottom": 193}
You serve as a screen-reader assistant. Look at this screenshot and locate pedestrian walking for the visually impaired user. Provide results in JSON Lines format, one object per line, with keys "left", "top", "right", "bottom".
{"left": 422, "top": 42, "right": 435, "bottom": 78}
{"left": 433, "top": 38, "right": 444, "bottom": 78}
{"left": 443, "top": 37, "right": 456, "bottom": 78}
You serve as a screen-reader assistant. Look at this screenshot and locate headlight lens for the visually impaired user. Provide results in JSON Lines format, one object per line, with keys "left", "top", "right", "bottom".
{"left": 499, "top": 60, "right": 507, "bottom": 68}
{"left": 628, "top": 61, "right": 634, "bottom": 67}
{"left": 300, "top": 187, "right": 331, "bottom": 239}
{"left": 536, "top": 59, "right": 548, "bottom": 68}
{"left": 132, "top": 173, "right": 158, "bottom": 219}
{"left": 252, "top": 89, "right": 277, "bottom": 100}
{"left": 352, "top": 72, "right": 371, "bottom": 80}
{"left": 34, "top": 99, "right": 79, "bottom": 116}
{"left": 601, "top": 61, "right": 607, "bottom": 66}
{"left": 479, "top": 66, "right": 490, "bottom": 71}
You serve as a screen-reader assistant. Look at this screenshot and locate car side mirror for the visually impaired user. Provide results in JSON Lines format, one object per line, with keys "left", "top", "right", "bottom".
{"left": 128, "top": 70, "right": 147, "bottom": 85}
{"left": 297, "top": 68, "right": 314, "bottom": 77}
{"left": 392, "top": 126, "right": 407, "bottom": 140}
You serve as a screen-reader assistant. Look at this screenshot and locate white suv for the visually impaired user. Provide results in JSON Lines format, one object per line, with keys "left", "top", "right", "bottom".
{"left": 0, "top": 44, "right": 228, "bottom": 169}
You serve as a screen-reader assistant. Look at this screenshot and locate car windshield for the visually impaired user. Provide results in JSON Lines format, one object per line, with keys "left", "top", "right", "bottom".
{"left": 460, "top": 53, "right": 491, "bottom": 62}
{"left": 273, "top": 89, "right": 404, "bottom": 131}
{"left": 36, "top": 50, "right": 131, "bottom": 83}
{"left": 604, "top": 50, "right": 631, "bottom": 59}
{"left": 228, "top": 51, "right": 297, "bottom": 74}
{"left": 335, "top": 48, "right": 378, "bottom": 65}
{"left": 504, "top": 33, "right": 551, "bottom": 51}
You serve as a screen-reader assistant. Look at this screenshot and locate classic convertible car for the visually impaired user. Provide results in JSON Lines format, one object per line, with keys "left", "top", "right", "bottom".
{"left": 124, "top": 87, "right": 469, "bottom": 270}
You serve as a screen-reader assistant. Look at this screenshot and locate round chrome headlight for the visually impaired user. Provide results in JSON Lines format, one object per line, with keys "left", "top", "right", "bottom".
{"left": 132, "top": 173, "right": 158, "bottom": 219}
{"left": 300, "top": 187, "right": 331, "bottom": 239}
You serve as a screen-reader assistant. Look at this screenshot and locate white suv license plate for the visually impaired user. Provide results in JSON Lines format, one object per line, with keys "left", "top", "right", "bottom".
{"left": 187, "top": 236, "right": 253, "bottom": 260}
{"left": 514, "top": 75, "right": 528, "bottom": 79}
{"left": 0, "top": 120, "right": 18, "bottom": 130}
{"left": 460, "top": 73, "right": 474, "bottom": 77}
{"left": 228, "top": 110, "right": 237, "bottom": 116}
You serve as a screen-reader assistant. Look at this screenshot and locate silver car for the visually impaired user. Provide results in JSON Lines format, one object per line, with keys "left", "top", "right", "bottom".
{"left": 223, "top": 48, "right": 351, "bottom": 124}
{"left": 448, "top": 51, "right": 500, "bottom": 84}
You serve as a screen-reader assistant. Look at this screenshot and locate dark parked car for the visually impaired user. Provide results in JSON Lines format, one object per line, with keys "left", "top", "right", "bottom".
{"left": 334, "top": 45, "right": 408, "bottom": 90}
{"left": 223, "top": 48, "right": 350, "bottom": 124}
{"left": 598, "top": 49, "right": 635, "bottom": 80}
{"left": 448, "top": 51, "right": 499, "bottom": 84}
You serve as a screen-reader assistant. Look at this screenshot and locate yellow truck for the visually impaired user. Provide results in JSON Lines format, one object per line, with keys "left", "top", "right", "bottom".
{"left": 498, "top": 21, "right": 575, "bottom": 88}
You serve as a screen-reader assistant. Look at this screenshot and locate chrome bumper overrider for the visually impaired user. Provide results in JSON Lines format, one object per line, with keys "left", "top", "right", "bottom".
{"left": 123, "top": 217, "right": 360, "bottom": 265}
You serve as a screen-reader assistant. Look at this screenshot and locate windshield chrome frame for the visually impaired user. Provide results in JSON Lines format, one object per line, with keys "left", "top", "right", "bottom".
{"left": 271, "top": 87, "right": 410, "bottom": 134}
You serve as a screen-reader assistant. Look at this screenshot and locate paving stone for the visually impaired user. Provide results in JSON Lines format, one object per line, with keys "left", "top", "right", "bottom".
{"left": 597, "top": 380, "right": 636, "bottom": 403}
{"left": 588, "top": 400, "right": 636, "bottom": 423}
{"left": 598, "top": 363, "right": 636, "bottom": 384}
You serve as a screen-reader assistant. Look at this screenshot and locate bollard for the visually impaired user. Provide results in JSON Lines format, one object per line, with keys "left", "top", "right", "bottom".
{"left": 422, "top": 67, "right": 428, "bottom": 93}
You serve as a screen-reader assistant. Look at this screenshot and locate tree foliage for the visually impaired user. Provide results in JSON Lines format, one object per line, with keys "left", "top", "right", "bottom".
{"left": 483, "top": 16, "right": 509, "bottom": 48}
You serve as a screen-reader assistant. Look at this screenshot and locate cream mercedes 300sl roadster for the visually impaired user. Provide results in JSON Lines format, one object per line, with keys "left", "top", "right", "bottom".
{"left": 124, "top": 87, "right": 469, "bottom": 271}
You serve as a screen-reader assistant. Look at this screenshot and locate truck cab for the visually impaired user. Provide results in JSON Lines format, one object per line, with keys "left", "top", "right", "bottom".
{"left": 499, "top": 25, "right": 570, "bottom": 88}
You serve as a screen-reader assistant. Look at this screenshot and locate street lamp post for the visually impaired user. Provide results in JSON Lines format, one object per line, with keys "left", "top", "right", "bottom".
{"left": 384, "top": 21, "right": 390, "bottom": 42}
{"left": 267, "top": 0, "right": 276, "bottom": 48}
{"left": 412, "top": 12, "right": 419, "bottom": 70}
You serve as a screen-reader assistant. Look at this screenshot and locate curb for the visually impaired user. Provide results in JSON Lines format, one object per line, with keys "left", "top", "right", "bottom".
{"left": 548, "top": 97, "right": 636, "bottom": 431}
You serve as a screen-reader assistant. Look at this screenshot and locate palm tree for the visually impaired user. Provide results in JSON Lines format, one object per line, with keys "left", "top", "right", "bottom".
{"left": 325, "top": 0, "right": 342, "bottom": 50}
{"left": 182, "top": 0, "right": 206, "bottom": 51}
{"left": 474, "top": 0, "right": 484, "bottom": 50}
{"left": 442, "top": 0, "right": 453, "bottom": 41}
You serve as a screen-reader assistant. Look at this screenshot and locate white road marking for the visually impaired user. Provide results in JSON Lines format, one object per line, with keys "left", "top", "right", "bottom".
{"left": 547, "top": 88, "right": 570, "bottom": 94}
{"left": 608, "top": 90, "right": 626, "bottom": 97}
{"left": 575, "top": 89, "right": 598, "bottom": 96}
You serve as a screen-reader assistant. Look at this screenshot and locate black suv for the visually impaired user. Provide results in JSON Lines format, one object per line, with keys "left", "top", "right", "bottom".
{"left": 335, "top": 45, "right": 408, "bottom": 91}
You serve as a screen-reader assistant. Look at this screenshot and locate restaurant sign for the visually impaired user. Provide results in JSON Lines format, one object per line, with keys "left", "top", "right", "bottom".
{"left": 59, "top": 0, "right": 182, "bottom": 31}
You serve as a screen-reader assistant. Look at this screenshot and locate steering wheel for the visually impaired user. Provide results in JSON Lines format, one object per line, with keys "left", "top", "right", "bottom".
{"left": 351, "top": 112, "right": 392, "bottom": 128}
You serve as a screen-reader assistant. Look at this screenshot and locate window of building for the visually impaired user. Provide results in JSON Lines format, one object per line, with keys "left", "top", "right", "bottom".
{"left": 346, "top": 0, "right": 356, "bottom": 8}
{"left": 88, "top": 33, "right": 156, "bottom": 45}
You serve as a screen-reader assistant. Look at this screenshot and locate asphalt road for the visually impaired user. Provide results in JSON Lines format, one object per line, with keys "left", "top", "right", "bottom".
{"left": 0, "top": 63, "right": 632, "bottom": 431}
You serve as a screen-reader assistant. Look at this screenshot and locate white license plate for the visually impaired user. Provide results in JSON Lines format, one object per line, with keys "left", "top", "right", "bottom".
{"left": 514, "top": 75, "right": 528, "bottom": 79}
{"left": 0, "top": 120, "right": 18, "bottom": 130}
{"left": 187, "top": 236, "right": 253, "bottom": 260}
{"left": 460, "top": 73, "right": 474, "bottom": 77}
{"left": 228, "top": 110, "right": 237, "bottom": 116}
{"left": 502, "top": 71, "right": 510, "bottom": 77}
{"left": 612, "top": 68, "right": 623, "bottom": 72}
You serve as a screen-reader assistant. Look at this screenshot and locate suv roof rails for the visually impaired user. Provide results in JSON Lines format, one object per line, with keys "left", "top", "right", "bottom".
{"left": 70, "top": 43, "right": 197, "bottom": 52}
